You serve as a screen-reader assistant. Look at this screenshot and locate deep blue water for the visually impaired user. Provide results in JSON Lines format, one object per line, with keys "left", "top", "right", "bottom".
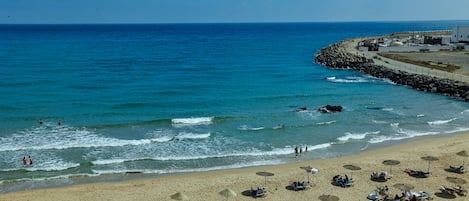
{"left": 0, "top": 21, "right": 468, "bottom": 192}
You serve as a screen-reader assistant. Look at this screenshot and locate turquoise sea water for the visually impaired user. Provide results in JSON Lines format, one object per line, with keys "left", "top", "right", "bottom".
{"left": 0, "top": 21, "right": 468, "bottom": 192}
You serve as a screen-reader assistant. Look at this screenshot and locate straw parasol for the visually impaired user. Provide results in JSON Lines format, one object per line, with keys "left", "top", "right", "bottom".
{"left": 343, "top": 164, "right": 361, "bottom": 178}
{"left": 393, "top": 183, "right": 414, "bottom": 191}
{"left": 319, "top": 194, "right": 340, "bottom": 201}
{"left": 421, "top": 156, "right": 438, "bottom": 172}
{"left": 256, "top": 171, "right": 274, "bottom": 188}
{"left": 382, "top": 160, "right": 400, "bottom": 175}
{"left": 456, "top": 150, "right": 468, "bottom": 165}
{"left": 446, "top": 177, "right": 467, "bottom": 185}
{"left": 219, "top": 188, "right": 237, "bottom": 200}
{"left": 171, "top": 192, "right": 189, "bottom": 201}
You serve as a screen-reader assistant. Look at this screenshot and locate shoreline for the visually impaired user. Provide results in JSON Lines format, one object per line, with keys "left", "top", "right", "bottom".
{"left": 1, "top": 132, "right": 469, "bottom": 201}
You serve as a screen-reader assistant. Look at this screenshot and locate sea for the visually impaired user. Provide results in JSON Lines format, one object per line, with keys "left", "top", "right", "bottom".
{"left": 1, "top": 21, "right": 469, "bottom": 192}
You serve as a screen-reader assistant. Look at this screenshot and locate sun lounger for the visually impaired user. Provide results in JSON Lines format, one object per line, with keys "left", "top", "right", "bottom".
{"left": 290, "top": 181, "right": 310, "bottom": 191}
{"left": 332, "top": 175, "right": 354, "bottom": 187}
{"left": 251, "top": 187, "right": 267, "bottom": 197}
{"left": 449, "top": 165, "right": 466, "bottom": 174}
{"left": 404, "top": 168, "right": 430, "bottom": 178}
{"left": 442, "top": 185, "right": 468, "bottom": 197}
{"left": 411, "top": 191, "right": 432, "bottom": 201}
{"left": 371, "top": 171, "right": 392, "bottom": 182}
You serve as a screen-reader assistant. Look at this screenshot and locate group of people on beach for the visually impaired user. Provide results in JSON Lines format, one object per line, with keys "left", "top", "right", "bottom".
{"left": 22, "top": 156, "right": 33, "bottom": 166}
{"left": 294, "top": 146, "right": 308, "bottom": 158}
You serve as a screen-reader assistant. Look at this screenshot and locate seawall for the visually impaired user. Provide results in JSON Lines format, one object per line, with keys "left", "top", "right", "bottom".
{"left": 315, "top": 40, "right": 469, "bottom": 101}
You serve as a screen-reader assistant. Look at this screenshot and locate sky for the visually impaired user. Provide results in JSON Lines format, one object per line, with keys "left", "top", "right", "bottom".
{"left": 1, "top": 0, "right": 469, "bottom": 24}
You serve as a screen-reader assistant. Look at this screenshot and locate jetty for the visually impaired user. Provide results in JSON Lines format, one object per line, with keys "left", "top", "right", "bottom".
{"left": 315, "top": 31, "right": 469, "bottom": 101}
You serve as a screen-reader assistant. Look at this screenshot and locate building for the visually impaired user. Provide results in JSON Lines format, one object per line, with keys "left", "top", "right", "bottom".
{"left": 451, "top": 26, "right": 469, "bottom": 43}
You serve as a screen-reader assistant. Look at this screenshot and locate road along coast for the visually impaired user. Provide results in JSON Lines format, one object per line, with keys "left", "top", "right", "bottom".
{"left": 315, "top": 39, "right": 469, "bottom": 101}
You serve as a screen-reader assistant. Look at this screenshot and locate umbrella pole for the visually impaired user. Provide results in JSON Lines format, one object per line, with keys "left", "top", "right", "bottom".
{"left": 427, "top": 161, "right": 430, "bottom": 173}
{"left": 264, "top": 176, "right": 267, "bottom": 188}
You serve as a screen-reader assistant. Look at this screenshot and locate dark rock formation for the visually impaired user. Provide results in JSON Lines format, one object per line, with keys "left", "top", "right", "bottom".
{"left": 318, "top": 105, "right": 343, "bottom": 113}
{"left": 314, "top": 41, "right": 469, "bottom": 101}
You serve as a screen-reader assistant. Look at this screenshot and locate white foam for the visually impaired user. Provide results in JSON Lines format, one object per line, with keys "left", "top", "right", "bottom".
{"left": 368, "top": 130, "right": 440, "bottom": 144}
{"left": 171, "top": 117, "right": 213, "bottom": 126}
{"left": 417, "top": 114, "right": 425, "bottom": 117}
{"left": 0, "top": 126, "right": 170, "bottom": 152}
{"left": 316, "top": 120, "right": 337, "bottom": 125}
{"left": 237, "top": 125, "right": 265, "bottom": 131}
{"left": 174, "top": 132, "right": 211, "bottom": 140}
{"left": 372, "top": 119, "right": 387, "bottom": 124}
{"left": 390, "top": 123, "right": 399, "bottom": 128}
{"left": 326, "top": 76, "right": 369, "bottom": 83}
{"left": 443, "top": 127, "right": 469, "bottom": 134}
{"left": 337, "top": 131, "right": 380, "bottom": 141}
{"left": 427, "top": 118, "right": 457, "bottom": 125}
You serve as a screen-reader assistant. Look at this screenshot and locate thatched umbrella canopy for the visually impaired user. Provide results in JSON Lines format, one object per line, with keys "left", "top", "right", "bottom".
{"left": 393, "top": 183, "right": 414, "bottom": 191}
{"left": 446, "top": 177, "right": 467, "bottom": 185}
{"left": 171, "top": 192, "right": 189, "bottom": 201}
{"left": 421, "top": 156, "right": 439, "bottom": 172}
{"left": 382, "top": 160, "right": 400, "bottom": 174}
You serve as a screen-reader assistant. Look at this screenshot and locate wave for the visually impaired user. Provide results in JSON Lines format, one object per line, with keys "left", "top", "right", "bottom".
{"left": 390, "top": 123, "right": 399, "bottom": 128}
{"left": 171, "top": 117, "right": 213, "bottom": 126}
{"left": 237, "top": 125, "right": 265, "bottom": 131}
{"left": 326, "top": 76, "right": 369, "bottom": 83}
{"left": 89, "top": 143, "right": 332, "bottom": 166}
{"left": 0, "top": 126, "right": 179, "bottom": 152}
{"left": 443, "top": 127, "right": 469, "bottom": 134}
{"left": 174, "top": 132, "right": 211, "bottom": 140}
{"left": 372, "top": 119, "right": 387, "bottom": 124}
{"left": 368, "top": 129, "right": 440, "bottom": 144}
{"left": 337, "top": 131, "right": 380, "bottom": 142}
{"left": 316, "top": 120, "right": 337, "bottom": 125}
{"left": 417, "top": 114, "right": 425, "bottom": 117}
{"left": 427, "top": 118, "right": 457, "bottom": 125}
{"left": 1, "top": 161, "right": 81, "bottom": 173}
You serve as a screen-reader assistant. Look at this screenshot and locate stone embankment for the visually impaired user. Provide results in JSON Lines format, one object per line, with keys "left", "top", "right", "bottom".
{"left": 315, "top": 41, "right": 469, "bottom": 101}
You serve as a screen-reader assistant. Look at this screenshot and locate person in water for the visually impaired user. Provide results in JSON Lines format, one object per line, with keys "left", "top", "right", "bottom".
{"left": 23, "top": 156, "right": 27, "bottom": 166}
{"left": 29, "top": 156, "right": 33, "bottom": 166}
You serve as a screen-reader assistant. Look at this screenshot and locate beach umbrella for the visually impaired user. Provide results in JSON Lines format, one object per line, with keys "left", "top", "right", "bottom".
{"left": 171, "top": 192, "right": 189, "bottom": 201}
{"left": 300, "top": 166, "right": 317, "bottom": 181}
{"left": 456, "top": 150, "right": 468, "bottom": 165}
{"left": 393, "top": 183, "right": 414, "bottom": 191}
{"left": 343, "top": 164, "right": 361, "bottom": 178}
{"left": 319, "top": 194, "right": 340, "bottom": 201}
{"left": 219, "top": 188, "right": 237, "bottom": 200}
{"left": 421, "top": 156, "right": 439, "bottom": 173}
{"left": 382, "top": 160, "right": 400, "bottom": 175}
{"left": 446, "top": 177, "right": 467, "bottom": 185}
{"left": 256, "top": 171, "right": 274, "bottom": 188}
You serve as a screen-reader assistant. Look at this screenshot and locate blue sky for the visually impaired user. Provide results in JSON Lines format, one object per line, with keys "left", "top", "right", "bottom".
{"left": 2, "top": 0, "right": 469, "bottom": 24}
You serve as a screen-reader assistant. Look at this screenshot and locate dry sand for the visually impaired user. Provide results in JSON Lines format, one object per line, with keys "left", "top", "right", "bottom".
{"left": 1, "top": 132, "right": 469, "bottom": 201}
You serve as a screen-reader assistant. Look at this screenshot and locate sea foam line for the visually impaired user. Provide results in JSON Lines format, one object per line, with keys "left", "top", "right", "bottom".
{"left": 171, "top": 117, "right": 213, "bottom": 126}
{"left": 427, "top": 118, "right": 457, "bottom": 125}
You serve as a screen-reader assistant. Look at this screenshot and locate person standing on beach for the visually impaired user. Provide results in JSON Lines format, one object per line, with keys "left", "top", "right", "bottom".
{"left": 23, "top": 156, "right": 27, "bottom": 166}
{"left": 294, "top": 146, "right": 298, "bottom": 157}
{"left": 29, "top": 156, "right": 33, "bottom": 166}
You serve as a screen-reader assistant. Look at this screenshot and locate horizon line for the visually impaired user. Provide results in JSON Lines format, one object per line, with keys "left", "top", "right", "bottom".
{"left": 1, "top": 19, "right": 468, "bottom": 25}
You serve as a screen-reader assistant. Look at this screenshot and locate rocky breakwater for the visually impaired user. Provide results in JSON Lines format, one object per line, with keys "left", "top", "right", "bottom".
{"left": 315, "top": 41, "right": 469, "bottom": 101}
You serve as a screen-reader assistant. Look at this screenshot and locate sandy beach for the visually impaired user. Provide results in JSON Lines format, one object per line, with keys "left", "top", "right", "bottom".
{"left": 1, "top": 132, "right": 468, "bottom": 201}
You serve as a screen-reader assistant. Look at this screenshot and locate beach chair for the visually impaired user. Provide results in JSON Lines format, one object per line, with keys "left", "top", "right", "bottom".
{"left": 440, "top": 185, "right": 456, "bottom": 196}
{"left": 332, "top": 175, "right": 354, "bottom": 187}
{"left": 289, "top": 181, "right": 310, "bottom": 191}
{"left": 454, "top": 185, "right": 467, "bottom": 196}
{"left": 449, "top": 165, "right": 466, "bottom": 174}
{"left": 371, "top": 171, "right": 392, "bottom": 182}
{"left": 251, "top": 187, "right": 267, "bottom": 197}
{"left": 411, "top": 191, "right": 432, "bottom": 201}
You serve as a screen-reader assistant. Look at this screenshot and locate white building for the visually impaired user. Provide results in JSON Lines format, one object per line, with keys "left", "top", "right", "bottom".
{"left": 451, "top": 26, "right": 469, "bottom": 43}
